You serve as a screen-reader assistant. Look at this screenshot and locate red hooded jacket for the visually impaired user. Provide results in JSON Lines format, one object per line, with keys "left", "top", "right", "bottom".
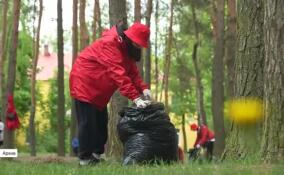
{"left": 6, "top": 95, "right": 20, "bottom": 130}
{"left": 69, "top": 26, "right": 148, "bottom": 110}
{"left": 194, "top": 124, "right": 215, "bottom": 147}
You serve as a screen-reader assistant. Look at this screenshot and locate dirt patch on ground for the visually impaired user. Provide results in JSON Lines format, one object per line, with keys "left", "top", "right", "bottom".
{"left": 14, "top": 154, "right": 77, "bottom": 164}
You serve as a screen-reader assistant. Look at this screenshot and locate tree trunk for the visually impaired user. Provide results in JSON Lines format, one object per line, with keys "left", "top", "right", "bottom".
{"left": 225, "top": 0, "right": 236, "bottom": 98}
{"left": 134, "top": 0, "right": 141, "bottom": 22}
{"left": 57, "top": 0, "right": 65, "bottom": 156}
{"left": 224, "top": 0, "right": 264, "bottom": 160}
{"left": 191, "top": 0, "right": 207, "bottom": 125}
{"left": 30, "top": 0, "right": 43, "bottom": 156}
{"left": 261, "top": 0, "right": 284, "bottom": 163}
{"left": 107, "top": 0, "right": 128, "bottom": 159}
{"left": 181, "top": 114, "right": 187, "bottom": 153}
{"left": 79, "top": 0, "right": 89, "bottom": 50}
{"left": 164, "top": 0, "right": 174, "bottom": 111}
{"left": 134, "top": 0, "right": 144, "bottom": 78}
{"left": 154, "top": 0, "right": 159, "bottom": 101}
{"left": 70, "top": 0, "right": 78, "bottom": 157}
{"left": 144, "top": 0, "right": 152, "bottom": 86}
{"left": 3, "top": 0, "right": 21, "bottom": 149}
{"left": 0, "top": 0, "right": 8, "bottom": 121}
{"left": 93, "top": 0, "right": 97, "bottom": 41}
{"left": 107, "top": 92, "right": 126, "bottom": 159}
{"left": 108, "top": 0, "right": 127, "bottom": 27}
{"left": 93, "top": 0, "right": 101, "bottom": 40}
{"left": 211, "top": 0, "right": 225, "bottom": 157}
{"left": 209, "top": 0, "right": 217, "bottom": 42}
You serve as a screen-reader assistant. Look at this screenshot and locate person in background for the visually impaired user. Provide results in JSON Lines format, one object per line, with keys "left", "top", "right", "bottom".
{"left": 72, "top": 137, "right": 79, "bottom": 156}
{"left": 5, "top": 94, "right": 20, "bottom": 130}
{"left": 69, "top": 21, "right": 151, "bottom": 166}
{"left": 190, "top": 123, "right": 215, "bottom": 161}
{"left": 0, "top": 119, "right": 4, "bottom": 147}
{"left": 175, "top": 128, "right": 184, "bottom": 163}
{"left": 178, "top": 146, "right": 184, "bottom": 163}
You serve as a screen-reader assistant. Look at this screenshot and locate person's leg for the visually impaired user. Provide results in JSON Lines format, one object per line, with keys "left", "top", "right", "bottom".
{"left": 205, "top": 141, "right": 214, "bottom": 161}
{"left": 75, "top": 99, "right": 97, "bottom": 160}
{"left": 92, "top": 107, "right": 108, "bottom": 155}
{"left": 73, "top": 147, "right": 78, "bottom": 156}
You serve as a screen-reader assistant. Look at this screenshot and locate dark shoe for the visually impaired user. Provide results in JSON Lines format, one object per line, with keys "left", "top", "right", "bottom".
{"left": 79, "top": 154, "right": 100, "bottom": 166}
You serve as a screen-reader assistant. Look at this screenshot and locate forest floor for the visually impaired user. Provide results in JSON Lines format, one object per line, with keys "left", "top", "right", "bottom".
{"left": 1, "top": 155, "right": 284, "bottom": 175}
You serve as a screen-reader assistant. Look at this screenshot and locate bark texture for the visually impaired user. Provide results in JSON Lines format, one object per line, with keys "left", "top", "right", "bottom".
{"left": 57, "top": 0, "right": 65, "bottom": 156}
{"left": 30, "top": 0, "right": 43, "bottom": 156}
{"left": 3, "top": 0, "right": 21, "bottom": 149}
{"left": 211, "top": 0, "right": 226, "bottom": 157}
{"left": 70, "top": 0, "right": 78, "bottom": 156}
{"left": 224, "top": 0, "right": 264, "bottom": 160}
{"left": 107, "top": 0, "right": 128, "bottom": 159}
{"left": 261, "top": 0, "right": 284, "bottom": 163}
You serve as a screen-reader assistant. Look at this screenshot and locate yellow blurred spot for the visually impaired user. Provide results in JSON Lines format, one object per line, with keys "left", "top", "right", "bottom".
{"left": 225, "top": 97, "right": 264, "bottom": 125}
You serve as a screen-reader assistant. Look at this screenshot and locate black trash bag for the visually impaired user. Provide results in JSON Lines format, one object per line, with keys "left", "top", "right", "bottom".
{"left": 117, "top": 103, "right": 178, "bottom": 165}
{"left": 188, "top": 148, "right": 201, "bottom": 161}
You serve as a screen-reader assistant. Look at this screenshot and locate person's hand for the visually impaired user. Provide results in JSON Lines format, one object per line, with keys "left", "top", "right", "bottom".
{"left": 133, "top": 97, "right": 151, "bottom": 108}
{"left": 143, "top": 89, "right": 151, "bottom": 100}
{"left": 195, "top": 144, "right": 201, "bottom": 149}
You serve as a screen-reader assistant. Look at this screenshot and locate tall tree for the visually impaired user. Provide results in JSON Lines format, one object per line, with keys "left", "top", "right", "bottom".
{"left": 174, "top": 39, "right": 191, "bottom": 153}
{"left": 190, "top": 0, "right": 207, "bottom": 125}
{"left": 57, "top": 0, "right": 65, "bottom": 156}
{"left": 211, "top": 0, "right": 225, "bottom": 157}
{"left": 79, "top": 0, "right": 89, "bottom": 50}
{"left": 70, "top": 0, "right": 78, "bottom": 156}
{"left": 3, "top": 0, "right": 21, "bottom": 148}
{"left": 144, "top": 0, "right": 153, "bottom": 86}
{"left": 93, "top": 0, "right": 102, "bottom": 40}
{"left": 225, "top": 0, "right": 236, "bottom": 98}
{"left": 107, "top": 0, "right": 128, "bottom": 159}
{"left": 134, "top": 0, "right": 143, "bottom": 78}
{"left": 224, "top": 0, "right": 264, "bottom": 160}
{"left": 0, "top": 0, "right": 8, "bottom": 121}
{"left": 154, "top": 0, "right": 159, "bottom": 101}
{"left": 108, "top": 0, "right": 127, "bottom": 29}
{"left": 209, "top": 0, "right": 217, "bottom": 42}
{"left": 261, "top": 0, "right": 284, "bottom": 163}
{"left": 223, "top": 0, "right": 236, "bottom": 159}
{"left": 181, "top": 114, "right": 187, "bottom": 152}
{"left": 134, "top": 0, "right": 141, "bottom": 22}
{"left": 164, "top": 0, "right": 174, "bottom": 111}
{"left": 30, "top": 0, "right": 43, "bottom": 156}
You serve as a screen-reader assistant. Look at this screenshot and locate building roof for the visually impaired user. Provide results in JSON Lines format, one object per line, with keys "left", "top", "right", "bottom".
{"left": 36, "top": 52, "right": 73, "bottom": 81}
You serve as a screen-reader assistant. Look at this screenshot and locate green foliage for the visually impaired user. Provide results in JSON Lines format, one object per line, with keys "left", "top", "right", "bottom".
{"left": 164, "top": 0, "right": 213, "bottom": 125}
{"left": 36, "top": 130, "right": 58, "bottom": 153}
{"left": 38, "top": 72, "right": 72, "bottom": 152}
{"left": 14, "top": 31, "right": 33, "bottom": 117}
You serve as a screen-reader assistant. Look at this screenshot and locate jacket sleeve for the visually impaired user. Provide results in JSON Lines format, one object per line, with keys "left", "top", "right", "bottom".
{"left": 97, "top": 41, "right": 140, "bottom": 101}
{"left": 128, "top": 61, "right": 149, "bottom": 93}
{"left": 196, "top": 126, "right": 209, "bottom": 146}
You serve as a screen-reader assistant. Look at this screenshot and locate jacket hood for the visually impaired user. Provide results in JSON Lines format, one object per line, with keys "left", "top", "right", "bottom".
{"left": 102, "top": 26, "right": 118, "bottom": 37}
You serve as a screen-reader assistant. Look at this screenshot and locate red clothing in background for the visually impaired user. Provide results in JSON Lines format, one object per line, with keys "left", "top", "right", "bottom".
{"left": 6, "top": 95, "right": 20, "bottom": 130}
{"left": 194, "top": 124, "right": 215, "bottom": 147}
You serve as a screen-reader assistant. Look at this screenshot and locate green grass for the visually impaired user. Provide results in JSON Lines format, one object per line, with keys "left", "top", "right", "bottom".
{"left": 1, "top": 159, "right": 284, "bottom": 175}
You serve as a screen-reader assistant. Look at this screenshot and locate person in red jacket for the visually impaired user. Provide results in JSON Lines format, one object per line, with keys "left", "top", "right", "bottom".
{"left": 190, "top": 123, "right": 215, "bottom": 161}
{"left": 6, "top": 94, "right": 20, "bottom": 130}
{"left": 69, "top": 21, "right": 151, "bottom": 166}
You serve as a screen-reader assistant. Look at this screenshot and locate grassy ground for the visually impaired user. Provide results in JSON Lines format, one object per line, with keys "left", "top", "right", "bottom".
{"left": 0, "top": 156, "right": 284, "bottom": 175}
